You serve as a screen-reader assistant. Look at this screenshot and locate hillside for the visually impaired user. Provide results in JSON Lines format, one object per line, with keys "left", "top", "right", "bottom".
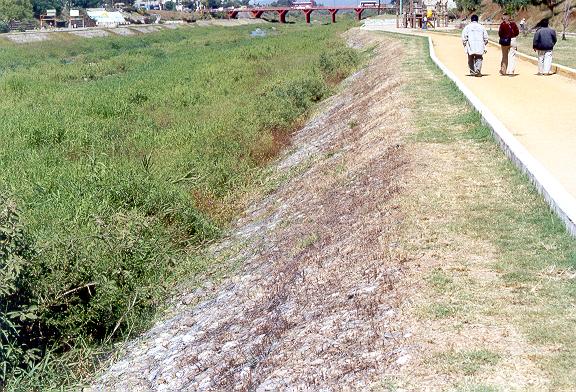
{"left": 0, "top": 22, "right": 361, "bottom": 389}
{"left": 90, "top": 28, "right": 576, "bottom": 390}
{"left": 472, "top": 0, "right": 575, "bottom": 32}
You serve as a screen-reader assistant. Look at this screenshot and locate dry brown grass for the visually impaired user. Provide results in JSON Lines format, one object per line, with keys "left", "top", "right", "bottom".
{"left": 91, "top": 30, "right": 420, "bottom": 391}
{"left": 382, "top": 32, "right": 576, "bottom": 391}
{"left": 92, "top": 29, "right": 576, "bottom": 392}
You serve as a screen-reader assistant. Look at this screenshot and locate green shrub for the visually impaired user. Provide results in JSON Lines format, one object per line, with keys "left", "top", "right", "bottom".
{"left": 274, "top": 76, "right": 328, "bottom": 111}
{"left": 318, "top": 46, "right": 360, "bottom": 81}
{"left": 0, "top": 22, "right": 360, "bottom": 388}
{"left": 0, "top": 193, "right": 38, "bottom": 384}
{"left": 164, "top": 1, "right": 176, "bottom": 11}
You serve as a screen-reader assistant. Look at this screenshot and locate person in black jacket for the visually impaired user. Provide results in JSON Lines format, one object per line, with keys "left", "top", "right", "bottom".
{"left": 533, "top": 19, "right": 557, "bottom": 75}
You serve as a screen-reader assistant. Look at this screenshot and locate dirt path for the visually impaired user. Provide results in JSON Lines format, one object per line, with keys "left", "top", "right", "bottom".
{"left": 429, "top": 33, "right": 576, "bottom": 198}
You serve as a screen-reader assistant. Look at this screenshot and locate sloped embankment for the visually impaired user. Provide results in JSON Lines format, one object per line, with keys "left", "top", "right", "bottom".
{"left": 91, "top": 30, "right": 414, "bottom": 391}
{"left": 1, "top": 19, "right": 263, "bottom": 44}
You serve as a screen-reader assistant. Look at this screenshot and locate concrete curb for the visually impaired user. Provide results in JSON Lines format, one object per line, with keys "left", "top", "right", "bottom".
{"left": 487, "top": 39, "right": 576, "bottom": 80}
{"left": 428, "top": 36, "right": 576, "bottom": 236}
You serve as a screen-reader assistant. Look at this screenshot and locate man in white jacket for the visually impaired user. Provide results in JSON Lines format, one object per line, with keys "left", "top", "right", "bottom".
{"left": 461, "top": 15, "right": 489, "bottom": 77}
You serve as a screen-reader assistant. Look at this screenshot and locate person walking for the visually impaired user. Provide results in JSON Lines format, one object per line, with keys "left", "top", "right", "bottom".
{"left": 461, "top": 14, "right": 489, "bottom": 77}
{"left": 533, "top": 19, "right": 557, "bottom": 75}
{"left": 498, "top": 13, "right": 520, "bottom": 75}
{"left": 519, "top": 17, "right": 527, "bottom": 34}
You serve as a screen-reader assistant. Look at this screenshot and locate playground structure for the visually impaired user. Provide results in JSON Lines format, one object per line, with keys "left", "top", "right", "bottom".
{"left": 39, "top": 9, "right": 93, "bottom": 29}
{"left": 68, "top": 9, "right": 85, "bottom": 29}
{"left": 40, "top": 9, "right": 57, "bottom": 29}
{"left": 396, "top": 0, "right": 450, "bottom": 29}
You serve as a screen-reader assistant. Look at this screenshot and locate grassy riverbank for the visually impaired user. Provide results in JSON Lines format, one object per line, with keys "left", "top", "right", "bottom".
{"left": 384, "top": 32, "right": 576, "bottom": 390}
{"left": 0, "top": 22, "right": 360, "bottom": 389}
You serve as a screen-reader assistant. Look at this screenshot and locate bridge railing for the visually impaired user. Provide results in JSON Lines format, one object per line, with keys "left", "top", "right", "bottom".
{"left": 219, "top": 5, "right": 396, "bottom": 23}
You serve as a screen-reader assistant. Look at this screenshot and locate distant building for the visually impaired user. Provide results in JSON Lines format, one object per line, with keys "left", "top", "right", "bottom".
{"left": 86, "top": 9, "right": 128, "bottom": 26}
{"left": 134, "top": 0, "right": 183, "bottom": 10}
{"left": 423, "top": 0, "right": 456, "bottom": 10}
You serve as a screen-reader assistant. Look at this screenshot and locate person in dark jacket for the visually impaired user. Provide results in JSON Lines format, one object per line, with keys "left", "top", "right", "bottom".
{"left": 533, "top": 19, "right": 557, "bottom": 75}
{"left": 498, "top": 13, "right": 520, "bottom": 75}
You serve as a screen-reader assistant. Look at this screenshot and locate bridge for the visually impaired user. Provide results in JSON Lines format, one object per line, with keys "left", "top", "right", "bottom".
{"left": 220, "top": 5, "right": 395, "bottom": 24}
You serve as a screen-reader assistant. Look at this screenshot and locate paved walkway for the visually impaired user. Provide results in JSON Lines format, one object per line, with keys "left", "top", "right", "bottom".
{"left": 429, "top": 32, "right": 576, "bottom": 198}
{"left": 363, "top": 21, "right": 576, "bottom": 202}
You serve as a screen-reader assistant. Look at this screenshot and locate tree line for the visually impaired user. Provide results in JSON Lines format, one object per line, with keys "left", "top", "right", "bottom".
{"left": 0, "top": 0, "right": 105, "bottom": 22}
{"left": 456, "top": 0, "right": 568, "bottom": 14}
{"left": 0, "top": 0, "right": 253, "bottom": 23}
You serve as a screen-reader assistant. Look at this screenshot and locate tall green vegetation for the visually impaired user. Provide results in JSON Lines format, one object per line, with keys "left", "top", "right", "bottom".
{"left": 164, "top": 0, "right": 176, "bottom": 10}
{"left": 494, "top": 0, "right": 564, "bottom": 13}
{"left": 71, "top": 0, "right": 105, "bottom": 8}
{"left": 31, "top": 0, "right": 62, "bottom": 17}
{"left": 0, "top": 23, "right": 359, "bottom": 389}
{"left": 32, "top": 1, "right": 105, "bottom": 18}
{"left": 455, "top": 0, "right": 481, "bottom": 12}
{"left": 1, "top": 0, "right": 106, "bottom": 19}
{"left": 0, "top": 194, "right": 38, "bottom": 383}
{"left": 457, "top": 0, "right": 566, "bottom": 14}
{"left": 493, "top": 0, "right": 530, "bottom": 13}
{"left": 0, "top": 0, "right": 33, "bottom": 22}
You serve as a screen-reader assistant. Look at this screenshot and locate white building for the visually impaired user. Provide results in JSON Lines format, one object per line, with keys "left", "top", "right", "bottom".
{"left": 423, "top": 0, "right": 457, "bottom": 10}
{"left": 86, "top": 8, "right": 128, "bottom": 26}
{"left": 134, "top": 0, "right": 183, "bottom": 10}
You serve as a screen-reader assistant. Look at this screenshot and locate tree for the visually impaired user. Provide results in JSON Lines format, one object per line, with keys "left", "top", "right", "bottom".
{"left": 0, "top": 0, "right": 33, "bottom": 22}
{"left": 71, "top": 0, "right": 103, "bottom": 8}
{"left": 562, "top": 0, "right": 573, "bottom": 39}
{"left": 165, "top": 0, "right": 176, "bottom": 10}
{"left": 539, "top": 0, "right": 561, "bottom": 12}
{"left": 270, "top": 0, "right": 293, "bottom": 5}
{"left": 496, "top": 0, "right": 564, "bottom": 14}
{"left": 494, "top": 0, "right": 529, "bottom": 13}
{"left": 455, "top": 0, "right": 481, "bottom": 12}
{"left": 220, "top": 0, "right": 249, "bottom": 7}
{"left": 32, "top": 0, "right": 62, "bottom": 17}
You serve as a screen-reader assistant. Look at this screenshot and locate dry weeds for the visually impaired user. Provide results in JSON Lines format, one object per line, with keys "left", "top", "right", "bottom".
{"left": 391, "top": 140, "right": 550, "bottom": 391}
{"left": 384, "top": 34, "right": 554, "bottom": 391}
{"left": 90, "top": 27, "right": 576, "bottom": 391}
{"left": 91, "top": 30, "right": 416, "bottom": 391}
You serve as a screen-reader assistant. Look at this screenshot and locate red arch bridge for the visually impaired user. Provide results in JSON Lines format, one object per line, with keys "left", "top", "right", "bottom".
{"left": 220, "top": 5, "right": 395, "bottom": 24}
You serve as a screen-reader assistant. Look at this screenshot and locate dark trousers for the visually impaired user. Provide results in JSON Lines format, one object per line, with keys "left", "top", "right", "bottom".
{"left": 467, "top": 54, "right": 483, "bottom": 75}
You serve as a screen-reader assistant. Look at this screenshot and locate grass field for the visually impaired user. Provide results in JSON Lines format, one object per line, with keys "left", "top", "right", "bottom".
{"left": 391, "top": 32, "right": 576, "bottom": 390}
{"left": 487, "top": 30, "right": 576, "bottom": 68}
{"left": 0, "top": 22, "right": 360, "bottom": 389}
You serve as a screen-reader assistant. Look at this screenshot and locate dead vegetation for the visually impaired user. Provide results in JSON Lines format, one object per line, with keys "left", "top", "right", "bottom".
{"left": 384, "top": 32, "right": 576, "bottom": 391}
{"left": 92, "top": 27, "right": 576, "bottom": 391}
{"left": 91, "top": 30, "right": 418, "bottom": 391}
